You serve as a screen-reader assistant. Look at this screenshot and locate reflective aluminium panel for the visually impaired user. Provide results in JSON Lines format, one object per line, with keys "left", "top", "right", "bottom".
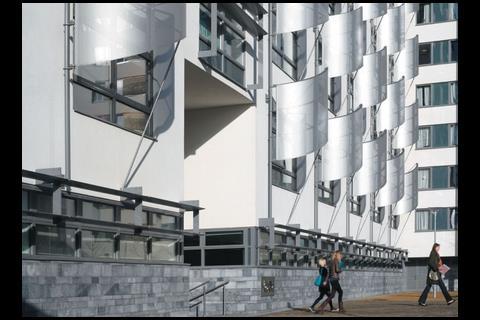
{"left": 392, "top": 103, "right": 418, "bottom": 149}
{"left": 275, "top": 69, "right": 329, "bottom": 160}
{"left": 377, "top": 4, "right": 405, "bottom": 54}
{"left": 394, "top": 35, "right": 419, "bottom": 81}
{"left": 405, "top": 3, "right": 419, "bottom": 15}
{"left": 376, "top": 77, "right": 405, "bottom": 131}
{"left": 393, "top": 164, "right": 418, "bottom": 215}
{"left": 76, "top": 3, "right": 186, "bottom": 65}
{"left": 354, "top": 47, "right": 388, "bottom": 108}
{"left": 318, "top": 107, "right": 366, "bottom": 181}
{"left": 376, "top": 150, "right": 405, "bottom": 207}
{"left": 352, "top": 131, "right": 387, "bottom": 196}
{"left": 355, "top": 3, "right": 387, "bottom": 20}
{"left": 275, "top": 3, "right": 329, "bottom": 34}
{"left": 323, "top": 7, "right": 364, "bottom": 77}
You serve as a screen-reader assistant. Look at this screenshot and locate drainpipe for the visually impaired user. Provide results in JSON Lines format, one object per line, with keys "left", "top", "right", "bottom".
{"left": 64, "top": 3, "right": 72, "bottom": 185}
{"left": 267, "top": 3, "right": 273, "bottom": 219}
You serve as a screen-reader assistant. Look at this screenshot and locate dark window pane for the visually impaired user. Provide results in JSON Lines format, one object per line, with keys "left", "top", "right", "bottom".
{"left": 119, "top": 234, "right": 146, "bottom": 260}
{"left": 224, "top": 57, "right": 244, "bottom": 86}
{"left": 36, "top": 225, "right": 76, "bottom": 256}
{"left": 184, "top": 234, "right": 200, "bottom": 247}
{"left": 116, "top": 57, "right": 147, "bottom": 105}
{"left": 432, "top": 3, "right": 449, "bottom": 23}
{"left": 151, "top": 238, "right": 179, "bottom": 262}
{"left": 184, "top": 250, "right": 201, "bottom": 266}
{"left": 432, "top": 124, "right": 449, "bottom": 147}
{"left": 432, "top": 166, "right": 449, "bottom": 188}
{"left": 73, "top": 83, "right": 112, "bottom": 122}
{"left": 22, "top": 223, "right": 31, "bottom": 254}
{"left": 22, "top": 190, "right": 28, "bottom": 211}
{"left": 62, "top": 197, "right": 76, "bottom": 216}
{"left": 419, "top": 43, "right": 431, "bottom": 65}
{"left": 206, "top": 231, "right": 243, "bottom": 246}
{"left": 450, "top": 125, "right": 458, "bottom": 146}
{"left": 417, "top": 3, "right": 431, "bottom": 24}
{"left": 205, "top": 248, "right": 244, "bottom": 266}
{"left": 451, "top": 40, "right": 457, "bottom": 62}
{"left": 449, "top": 166, "right": 458, "bottom": 187}
{"left": 81, "top": 230, "right": 115, "bottom": 259}
{"left": 435, "top": 208, "right": 449, "bottom": 230}
{"left": 28, "top": 191, "right": 52, "bottom": 213}
{"left": 431, "top": 82, "right": 450, "bottom": 105}
{"left": 82, "top": 201, "right": 114, "bottom": 222}
{"left": 152, "top": 213, "right": 178, "bottom": 230}
{"left": 433, "top": 41, "right": 449, "bottom": 64}
{"left": 115, "top": 102, "right": 148, "bottom": 134}
{"left": 223, "top": 26, "right": 244, "bottom": 66}
{"left": 275, "top": 233, "right": 286, "bottom": 245}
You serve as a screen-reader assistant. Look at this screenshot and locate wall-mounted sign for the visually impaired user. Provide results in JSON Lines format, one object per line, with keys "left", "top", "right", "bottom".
{"left": 261, "top": 276, "right": 275, "bottom": 297}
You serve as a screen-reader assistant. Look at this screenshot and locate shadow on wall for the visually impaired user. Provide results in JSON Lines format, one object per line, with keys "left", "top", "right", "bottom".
{"left": 22, "top": 300, "right": 49, "bottom": 317}
{"left": 185, "top": 105, "right": 251, "bottom": 158}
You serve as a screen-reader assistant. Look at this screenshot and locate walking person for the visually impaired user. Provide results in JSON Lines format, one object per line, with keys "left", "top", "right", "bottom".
{"left": 317, "top": 250, "right": 345, "bottom": 313}
{"left": 308, "top": 257, "right": 334, "bottom": 313}
{"left": 418, "top": 243, "right": 456, "bottom": 306}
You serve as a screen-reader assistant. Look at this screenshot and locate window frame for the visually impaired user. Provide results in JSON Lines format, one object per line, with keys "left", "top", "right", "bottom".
{"left": 416, "top": 3, "right": 458, "bottom": 25}
{"left": 415, "top": 207, "right": 458, "bottom": 232}
{"left": 349, "top": 195, "right": 366, "bottom": 216}
{"left": 418, "top": 39, "right": 458, "bottom": 66}
{"left": 318, "top": 180, "right": 341, "bottom": 206}
{"left": 416, "top": 81, "right": 457, "bottom": 108}
{"left": 416, "top": 123, "right": 458, "bottom": 150}
{"left": 72, "top": 51, "right": 154, "bottom": 138}
{"left": 417, "top": 165, "right": 458, "bottom": 190}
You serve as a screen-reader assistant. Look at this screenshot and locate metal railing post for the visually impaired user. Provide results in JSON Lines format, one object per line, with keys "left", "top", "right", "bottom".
{"left": 196, "top": 305, "right": 199, "bottom": 318}
{"left": 202, "top": 286, "right": 206, "bottom": 317}
{"left": 222, "top": 285, "right": 225, "bottom": 315}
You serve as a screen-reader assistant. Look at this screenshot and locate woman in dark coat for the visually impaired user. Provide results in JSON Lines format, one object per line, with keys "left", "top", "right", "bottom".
{"left": 418, "top": 243, "right": 456, "bottom": 306}
{"left": 309, "top": 257, "right": 334, "bottom": 312}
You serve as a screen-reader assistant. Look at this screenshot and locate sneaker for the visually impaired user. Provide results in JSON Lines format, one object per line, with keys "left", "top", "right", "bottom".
{"left": 331, "top": 308, "right": 340, "bottom": 312}
{"left": 308, "top": 307, "right": 314, "bottom": 313}
{"left": 418, "top": 302, "right": 426, "bottom": 306}
{"left": 447, "top": 299, "right": 456, "bottom": 305}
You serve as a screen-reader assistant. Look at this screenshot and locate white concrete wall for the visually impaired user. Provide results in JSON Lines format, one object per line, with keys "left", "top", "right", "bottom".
{"left": 22, "top": 3, "right": 185, "bottom": 207}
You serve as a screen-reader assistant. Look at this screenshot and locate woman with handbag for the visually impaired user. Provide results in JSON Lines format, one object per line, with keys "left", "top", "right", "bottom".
{"left": 317, "top": 250, "right": 345, "bottom": 313}
{"left": 418, "top": 243, "right": 456, "bottom": 306}
{"left": 309, "top": 257, "right": 334, "bottom": 312}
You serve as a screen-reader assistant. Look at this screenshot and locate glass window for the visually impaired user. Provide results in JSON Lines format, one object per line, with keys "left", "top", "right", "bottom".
{"left": 431, "top": 124, "right": 449, "bottom": 147}
{"left": 415, "top": 210, "right": 433, "bottom": 231}
{"left": 451, "top": 40, "right": 457, "bottom": 62}
{"left": 390, "top": 215, "right": 400, "bottom": 230}
{"left": 417, "top": 3, "right": 458, "bottom": 24}
{"left": 152, "top": 213, "right": 178, "bottom": 230}
{"left": 449, "top": 166, "right": 458, "bottom": 187}
{"left": 418, "top": 169, "right": 430, "bottom": 189}
{"left": 417, "top": 3, "right": 431, "bottom": 24}
{"left": 433, "top": 41, "right": 449, "bottom": 64}
{"left": 350, "top": 195, "right": 366, "bottom": 216}
{"left": 119, "top": 234, "right": 146, "bottom": 260}
{"left": 205, "top": 248, "right": 244, "bottom": 266}
{"left": 36, "top": 225, "right": 76, "bottom": 256}
{"left": 372, "top": 207, "right": 385, "bottom": 223}
{"left": 151, "top": 238, "right": 179, "bottom": 262}
{"left": 81, "top": 201, "right": 114, "bottom": 222}
{"left": 22, "top": 223, "right": 31, "bottom": 254}
{"left": 449, "top": 82, "right": 457, "bottom": 104}
{"left": 431, "top": 82, "right": 450, "bottom": 106}
{"left": 318, "top": 180, "right": 340, "bottom": 206}
{"left": 450, "top": 124, "right": 458, "bottom": 146}
{"left": 22, "top": 190, "right": 28, "bottom": 211}
{"left": 205, "top": 231, "right": 243, "bottom": 246}
{"left": 223, "top": 57, "right": 245, "bottom": 85}
{"left": 116, "top": 57, "right": 147, "bottom": 105}
{"left": 449, "top": 208, "right": 458, "bottom": 230}
{"left": 73, "top": 83, "right": 112, "bottom": 122}
{"left": 120, "top": 208, "right": 148, "bottom": 225}
{"left": 184, "top": 249, "right": 201, "bottom": 266}
{"left": 223, "top": 25, "right": 244, "bottom": 66}
{"left": 62, "top": 197, "right": 76, "bottom": 216}
{"left": 432, "top": 3, "right": 449, "bottom": 22}
{"left": 419, "top": 43, "right": 431, "bottom": 65}
{"left": 259, "top": 248, "right": 270, "bottom": 265}
{"left": 28, "top": 191, "right": 53, "bottom": 213}
{"left": 184, "top": 234, "right": 200, "bottom": 247}
{"left": 417, "top": 85, "right": 431, "bottom": 107}
{"left": 271, "top": 249, "right": 282, "bottom": 266}
{"left": 435, "top": 208, "right": 450, "bottom": 230}
{"left": 431, "top": 166, "right": 449, "bottom": 189}
{"left": 417, "top": 127, "right": 431, "bottom": 148}
{"left": 81, "top": 230, "right": 115, "bottom": 259}
{"left": 115, "top": 102, "right": 148, "bottom": 134}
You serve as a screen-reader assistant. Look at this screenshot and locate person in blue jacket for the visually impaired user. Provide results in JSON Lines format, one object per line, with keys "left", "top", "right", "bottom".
{"left": 309, "top": 257, "right": 334, "bottom": 312}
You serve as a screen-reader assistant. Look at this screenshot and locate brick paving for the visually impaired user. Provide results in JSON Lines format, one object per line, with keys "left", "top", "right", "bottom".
{"left": 263, "top": 291, "right": 458, "bottom": 317}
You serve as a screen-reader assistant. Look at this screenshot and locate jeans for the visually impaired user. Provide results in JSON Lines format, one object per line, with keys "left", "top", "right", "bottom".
{"left": 320, "top": 277, "right": 343, "bottom": 309}
{"left": 418, "top": 272, "right": 452, "bottom": 304}
{"left": 311, "top": 287, "right": 333, "bottom": 310}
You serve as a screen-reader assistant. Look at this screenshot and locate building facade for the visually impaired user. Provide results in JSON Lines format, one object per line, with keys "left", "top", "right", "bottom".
{"left": 22, "top": 3, "right": 457, "bottom": 316}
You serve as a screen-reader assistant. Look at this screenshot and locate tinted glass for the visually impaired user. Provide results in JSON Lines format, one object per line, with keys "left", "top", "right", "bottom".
{"left": 22, "top": 190, "right": 28, "bottom": 211}
{"left": 62, "top": 197, "right": 76, "bottom": 216}
{"left": 223, "top": 26, "right": 244, "bottom": 65}
{"left": 435, "top": 208, "right": 449, "bottom": 230}
{"left": 28, "top": 191, "right": 52, "bottom": 213}
{"left": 73, "top": 83, "right": 112, "bottom": 122}
{"left": 224, "top": 57, "right": 244, "bottom": 86}
{"left": 152, "top": 213, "right": 178, "bottom": 230}
{"left": 432, "top": 124, "right": 449, "bottom": 147}
{"left": 184, "top": 250, "right": 201, "bottom": 266}
{"left": 81, "top": 230, "right": 115, "bottom": 259}
{"left": 433, "top": 41, "right": 449, "bottom": 64}
{"left": 82, "top": 201, "right": 114, "bottom": 222}
{"left": 151, "top": 238, "right": 178, "bottom": 262}
{"left": 450, "top": 40, "right": 457, "bottom": 62}
{"left": 22, "top": 223, "right": 30, "bottom": 254}
{"left": 205, "top": 248, "right": 244, "bottom": 266}
{"left": 432, "top": 3, "right": 449, "bottom": 22}
{"left": 116, "top": 58, "right": 147, "bottom": 105}
{"left": 432, "top": 166, "right": 449, "bottom": 188}
{"left": 431, "top": 82, "right": 450, "bottom": 105}
{"left": 120, "top": 208, "right": 148, "bottom": 225}
{"left": 184, "top": 234, "right": 200, "bottom": 247}
{"left": 419, "top": 44, "right": 431, "bottom": 65}
{"left": 115, "top": 102, "right": 148, "bottom": 133}
{"left": 119, "top": 234, "right": 146, "bottom": 260}
{"left": 36, "top": 225, "right": 76, "bottom": 256}
{"left": 206, "top": 231, "right": 243, "bottom": 246}
{"left": 449, "top": 166, "right": 458, "bottom": 187}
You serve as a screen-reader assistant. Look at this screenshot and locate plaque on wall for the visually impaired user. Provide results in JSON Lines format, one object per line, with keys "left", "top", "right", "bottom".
{"left": 261, "top": 276, "right": 275, "bottom": 297}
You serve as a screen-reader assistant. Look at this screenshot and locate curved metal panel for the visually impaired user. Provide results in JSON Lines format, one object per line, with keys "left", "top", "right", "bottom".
{"left": 354, "top": 47, "right": 388, "bottom": 108}
{"left": 76, "top": 3, "right": 186, "bottom": 65}
{"left": 394, "top": 35, "right": 419, "bottom": 81}
{"left": 376, "top": 77, "right": 405, "bottom": 131}
{"left": 352, "top": 131, "right": 387, "bottom": 196}
{"left": 318, "top": 107, "right": 366, "bottom": 181}
{"left": 323, "top": 7, "right": 364, "bottom": 77}
{"left": 405, "top": 3, "right": 419, "bottom": 15}
{"left": 275, "top": 3, "right": 329, "bottom": 34}
{"left": 392, "top": 103, "right": 418, "bottom": 149}
{"left": 275, "top": 69, "right": 329, "bottom": 160}
{"left": 376, "top": 150, "right": 405, "bottom": 207}
{"left": 377, "top": 4, "right": 405, "bottom": 54}
{"left": 355, "top": 3, "right": 387, "bottom": 20}
{"left": 393, "top": 164, "right": 418, "bottom": 215}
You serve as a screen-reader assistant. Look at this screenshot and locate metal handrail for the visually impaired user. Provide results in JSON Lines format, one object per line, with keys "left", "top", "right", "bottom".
{"left": 189, "top": 281, "right": 230, "bottom": 317}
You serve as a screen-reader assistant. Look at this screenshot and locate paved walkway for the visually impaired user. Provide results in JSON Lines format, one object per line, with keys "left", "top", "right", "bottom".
{"left": 264, "top": 291, "right": 458, "bottom": 317}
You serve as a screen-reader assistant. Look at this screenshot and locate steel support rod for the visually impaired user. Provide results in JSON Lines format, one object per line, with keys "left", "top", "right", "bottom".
{"left": 202, "top": 286, "right": 206, "bottom": 317}
{"left": 267, "top": 3, "right": 273, "bottom": 219}
{"left": 64, "top": 3, "right": 72, "bottom": 186}
{"left": 122, "top": 40, "right": 181, "bottom": 189}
